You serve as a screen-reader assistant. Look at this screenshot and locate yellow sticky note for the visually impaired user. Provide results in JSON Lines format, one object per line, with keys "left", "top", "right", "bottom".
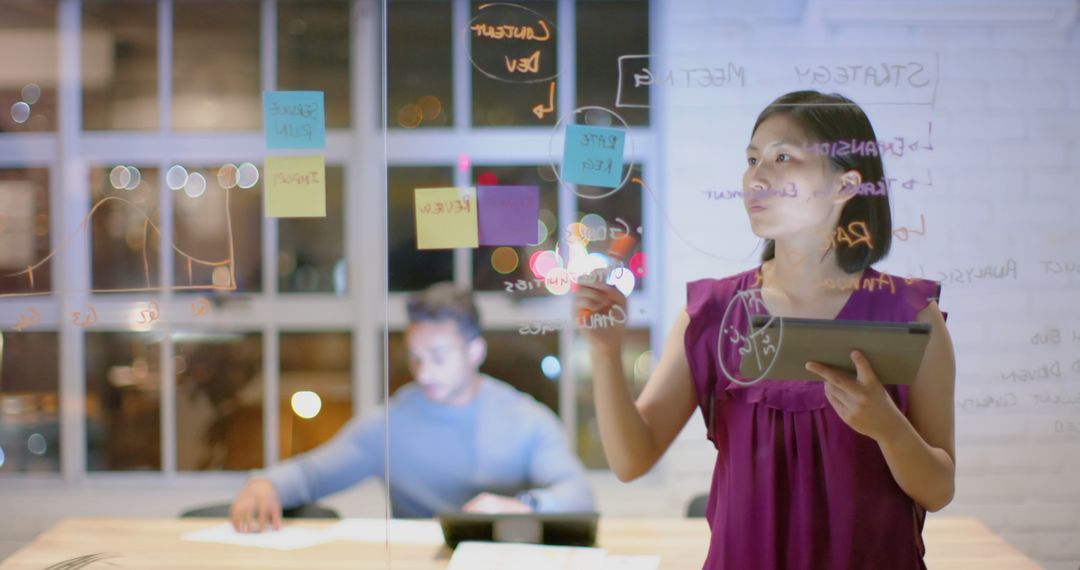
{"left": 264, "top": 156, "right": 326, "bottom": 218}
{"left": 415, "top": 187, "right": 478, "bottom": 249}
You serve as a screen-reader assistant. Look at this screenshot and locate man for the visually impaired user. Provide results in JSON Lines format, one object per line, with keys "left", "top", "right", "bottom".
{"left": 230, "top": 282, "right": 594, "bottom": 532}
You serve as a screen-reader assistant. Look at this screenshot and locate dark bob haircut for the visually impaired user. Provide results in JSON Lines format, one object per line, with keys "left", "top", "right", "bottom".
{"left": 406, "top": 281, "right": 482, "bottom": 341}
{"left": 753, "top": 90, "right": 892, "bottom": 274}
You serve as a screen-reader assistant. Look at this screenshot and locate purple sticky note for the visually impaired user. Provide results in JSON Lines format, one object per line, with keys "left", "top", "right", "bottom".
{"left": 477, "top": 185, "right": 540, "bottom": 246}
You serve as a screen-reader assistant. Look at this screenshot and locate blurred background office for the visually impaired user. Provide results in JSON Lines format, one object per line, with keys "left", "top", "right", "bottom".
{"left": 1, "top": 1, "right": 1079, "bottom": 568}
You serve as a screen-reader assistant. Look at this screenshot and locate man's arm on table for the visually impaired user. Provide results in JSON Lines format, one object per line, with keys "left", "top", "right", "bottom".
{"left": 231, "top": 413, "right": 384, "bottom": 531}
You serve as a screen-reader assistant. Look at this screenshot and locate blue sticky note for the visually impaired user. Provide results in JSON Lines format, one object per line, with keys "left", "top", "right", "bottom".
{"left": 263, "top": 91, "right": 325, "bottom": 149}
{"left": 562, "top": 124, "right": 625, "bottom": 188}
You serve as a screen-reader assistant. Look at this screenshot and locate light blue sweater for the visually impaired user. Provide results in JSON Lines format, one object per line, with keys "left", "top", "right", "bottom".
{"left": 259, "top": 375, "right": 595, "bottom": 518}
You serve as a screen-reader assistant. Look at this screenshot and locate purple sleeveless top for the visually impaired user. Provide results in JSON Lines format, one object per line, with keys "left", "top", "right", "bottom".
{"left": 684, "top": 264, "right": 944, "bottom": 569}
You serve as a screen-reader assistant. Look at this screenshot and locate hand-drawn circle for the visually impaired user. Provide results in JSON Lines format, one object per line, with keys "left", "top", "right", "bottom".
{"left": 547, "top": 106, "right": 636, "bottom": 200}
{"left": 716, "top": 287, "right": 784, "bottom": 386}
{"left": 465, "top": 3, "right": 558, "bottom": 85}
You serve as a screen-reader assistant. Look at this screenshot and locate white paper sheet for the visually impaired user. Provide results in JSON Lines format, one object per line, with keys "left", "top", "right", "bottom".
{"left": 604, "top": 554, "right": 662, "bottom": 570}
{"left": 327, "top": 518, "right": 445, "bottom": 544}
{"left": 447, "top": 541, "right": 609, "bottom": 570}
{"left": 180, "top": 523, "right": 336, "bottom": 551}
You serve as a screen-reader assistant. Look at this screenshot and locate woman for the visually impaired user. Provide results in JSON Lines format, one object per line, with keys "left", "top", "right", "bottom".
{"left": 575, "top": 90, "right": 956, "bottom": 569}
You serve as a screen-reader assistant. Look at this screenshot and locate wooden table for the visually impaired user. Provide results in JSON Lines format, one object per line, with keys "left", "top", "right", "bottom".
{"left": 0, "top": 517, "right": 1041, "bottom": 569}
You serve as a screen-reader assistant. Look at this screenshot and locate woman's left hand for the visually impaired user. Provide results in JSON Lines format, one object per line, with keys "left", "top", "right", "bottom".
{"left": 805, "top": 350, "right": 906, "bottom": 443}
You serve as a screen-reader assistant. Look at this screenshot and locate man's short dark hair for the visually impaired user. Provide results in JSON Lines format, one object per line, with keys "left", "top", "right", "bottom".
{"left": 405, "top": 282, "right": 482, "bottom": 340}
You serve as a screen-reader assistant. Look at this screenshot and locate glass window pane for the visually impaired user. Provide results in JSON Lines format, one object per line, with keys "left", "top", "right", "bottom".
{"left": 388, "top": 166, "right": 454, "bottom": 292}
{"left": 574, "top": 165, "right": 646, "bottom": 292}
{"left": 471, "top": 165, "right": 558, "bottom": 292}
{"left": 172, "top": 0, "right": 260, "bottom": 130}
{"left": 0, "top": 1, "right": 58, "bottom": 132}
{"left": 575, "top": 328, "right": 650, "bottom": 468}
{"left": 278, "top": 166, "right": 345, "bottom": 294}
{"left": 90, "top": 166, "right": 160, "bottom": 292}
{"left": 470, "top": 1, "right": 557, "bottom": 127}
{"left": 172, "top": 165, "right": 262, "bottom": 293}
{"left": 86, "top": 331, "right": 162, "bottom": 471}
{"left": 277, "top": 0, "right": 351, "bottom": 129}
{"left": 279, "top": 331, "right": 351, "bottom": 460}
{"left": 388, "top": 0, "right": 452, "bottom": 128}
{"left": 82, "top": 0, "right": 158, "bottom": 130}
{"left": 0, "top": 169, "right": 52, "bottom": 295}
{"left": 175, "top": 332, "right": 262, "bottom": 471}
{"left": 576, "top": 0, "right": 649, "bottom": 126}
{"left": 0, "top": 331, "right": 60, "bottom": 474}
{"left": 385, "top": 328, "right": 559, "bottom": 416}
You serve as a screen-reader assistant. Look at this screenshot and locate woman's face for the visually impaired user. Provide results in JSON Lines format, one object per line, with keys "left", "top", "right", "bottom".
{"left": 742, "top": 114, "right": 855, "bottom": 249}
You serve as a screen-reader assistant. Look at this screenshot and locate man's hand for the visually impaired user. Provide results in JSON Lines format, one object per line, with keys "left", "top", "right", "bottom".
{"left": 229, "top": 477, "right": 283, "bottom": 533}
{"left": 461, "top": 492, "right": 533, "bottom": 514}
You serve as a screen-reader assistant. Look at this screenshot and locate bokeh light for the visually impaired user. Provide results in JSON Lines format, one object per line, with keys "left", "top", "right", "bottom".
{"left": 397, "top": 103, "right": 422, "bottom": 128}
{"left": 477, "top": 171, "right": 499, "bottom": 186}
{"left": 417, "top": 95, "right": 442, "bottom": 121}
{"left": 27, "top": 433, "right": 47, "bottom": 455}
{"left": 629, "top": 251, "right": 646, "bottom": 277}
{"left": 607, "top": 264, "right": 637, "bottom": 297}
{"left": 10, "top": 101, "right": 30, "bottom": 124}
{"left": 237, "top": 162, "right": 260, "bottom": 189}
{"left": 217, "top": 164, "right": 239, "bottom": 189}
{"left": 166, "top": 165, "right": 189, "bottom": 191}
{"left": 21, "top": 83, "right": 41, "bottom": 105}
{"left": 124, "top": 167, "right": 141, "bottom": 191}
{"left": 184, "top": 172, "right": 207, "bottom": 198}
{"left": 544, "top": 267, "right": 571, "bottom": 295}
{"left": 541, "top": 355, "right": 562, "bottom": 380}
{"left": 491, "top": 247, "right": 520, "bottom": 274}
{"left": 531, "top": 219, "right": 549, "bottom": 246}
{"left": 580, "top": 214, "right": 607, "bottom": 241}
{"left": 531, "top": 250, "right": 562, "bottom": 279}
{"left": 291, "top": 391, "right": 323, "bottom": 419}
{"left": 109, "top": 165, "right": 131, "bottom": 190}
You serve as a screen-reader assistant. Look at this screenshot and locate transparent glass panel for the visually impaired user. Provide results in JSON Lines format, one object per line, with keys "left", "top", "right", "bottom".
{"left": 574, "top": 328, "right": 649, "bottom": 469}
{"left": 0, "top": 1, "right": 58, "bottom": 132}
{"left": 469, "top": 1, "right": 558, "bottom": 127}
{"left": 0, "top": 331, "right": 60, "bottom": 474}
{"left": 277, "top": 0, "right": 351, "bottom": 129}
{"left": 576, "top": 0, "right": 649, "bottom": 125}
{"left": 278, "top": 166, "right": 345, "bottom": 294}
{"left": 387, "top": 166, "right": 454, "bottom": 291}
{"left": 279, "top": 331, "right": 351, "bottom": 460}
{"left": 0, "top": 168, "right": 51, "bottom": 295}
{"left": 172, "top": 0, "right": 260, "bottom": 130}
{"left": 89, "top": 165, "right": 160, "bottom": 292}
{"left": 470, "top": 164, "right": 559, "bottom": 293}
{"left": 82, "top": 0, "right": 158, "bottom": 130}
{"left": 85, "top": 331, "right": 161, "bottom": 471}
{"left": 388, "top": 0, "right": 452, "bottom": 128}
{"left": 172, "top": 164, "right": 262, "bottom": 293}
{"left": 175, "top": 332, "right": 263, "bottom": 471}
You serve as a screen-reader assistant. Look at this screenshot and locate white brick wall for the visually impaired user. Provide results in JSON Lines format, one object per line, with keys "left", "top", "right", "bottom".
{"left": 655, "top": 1, "right": 1080, "bottom": 568}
